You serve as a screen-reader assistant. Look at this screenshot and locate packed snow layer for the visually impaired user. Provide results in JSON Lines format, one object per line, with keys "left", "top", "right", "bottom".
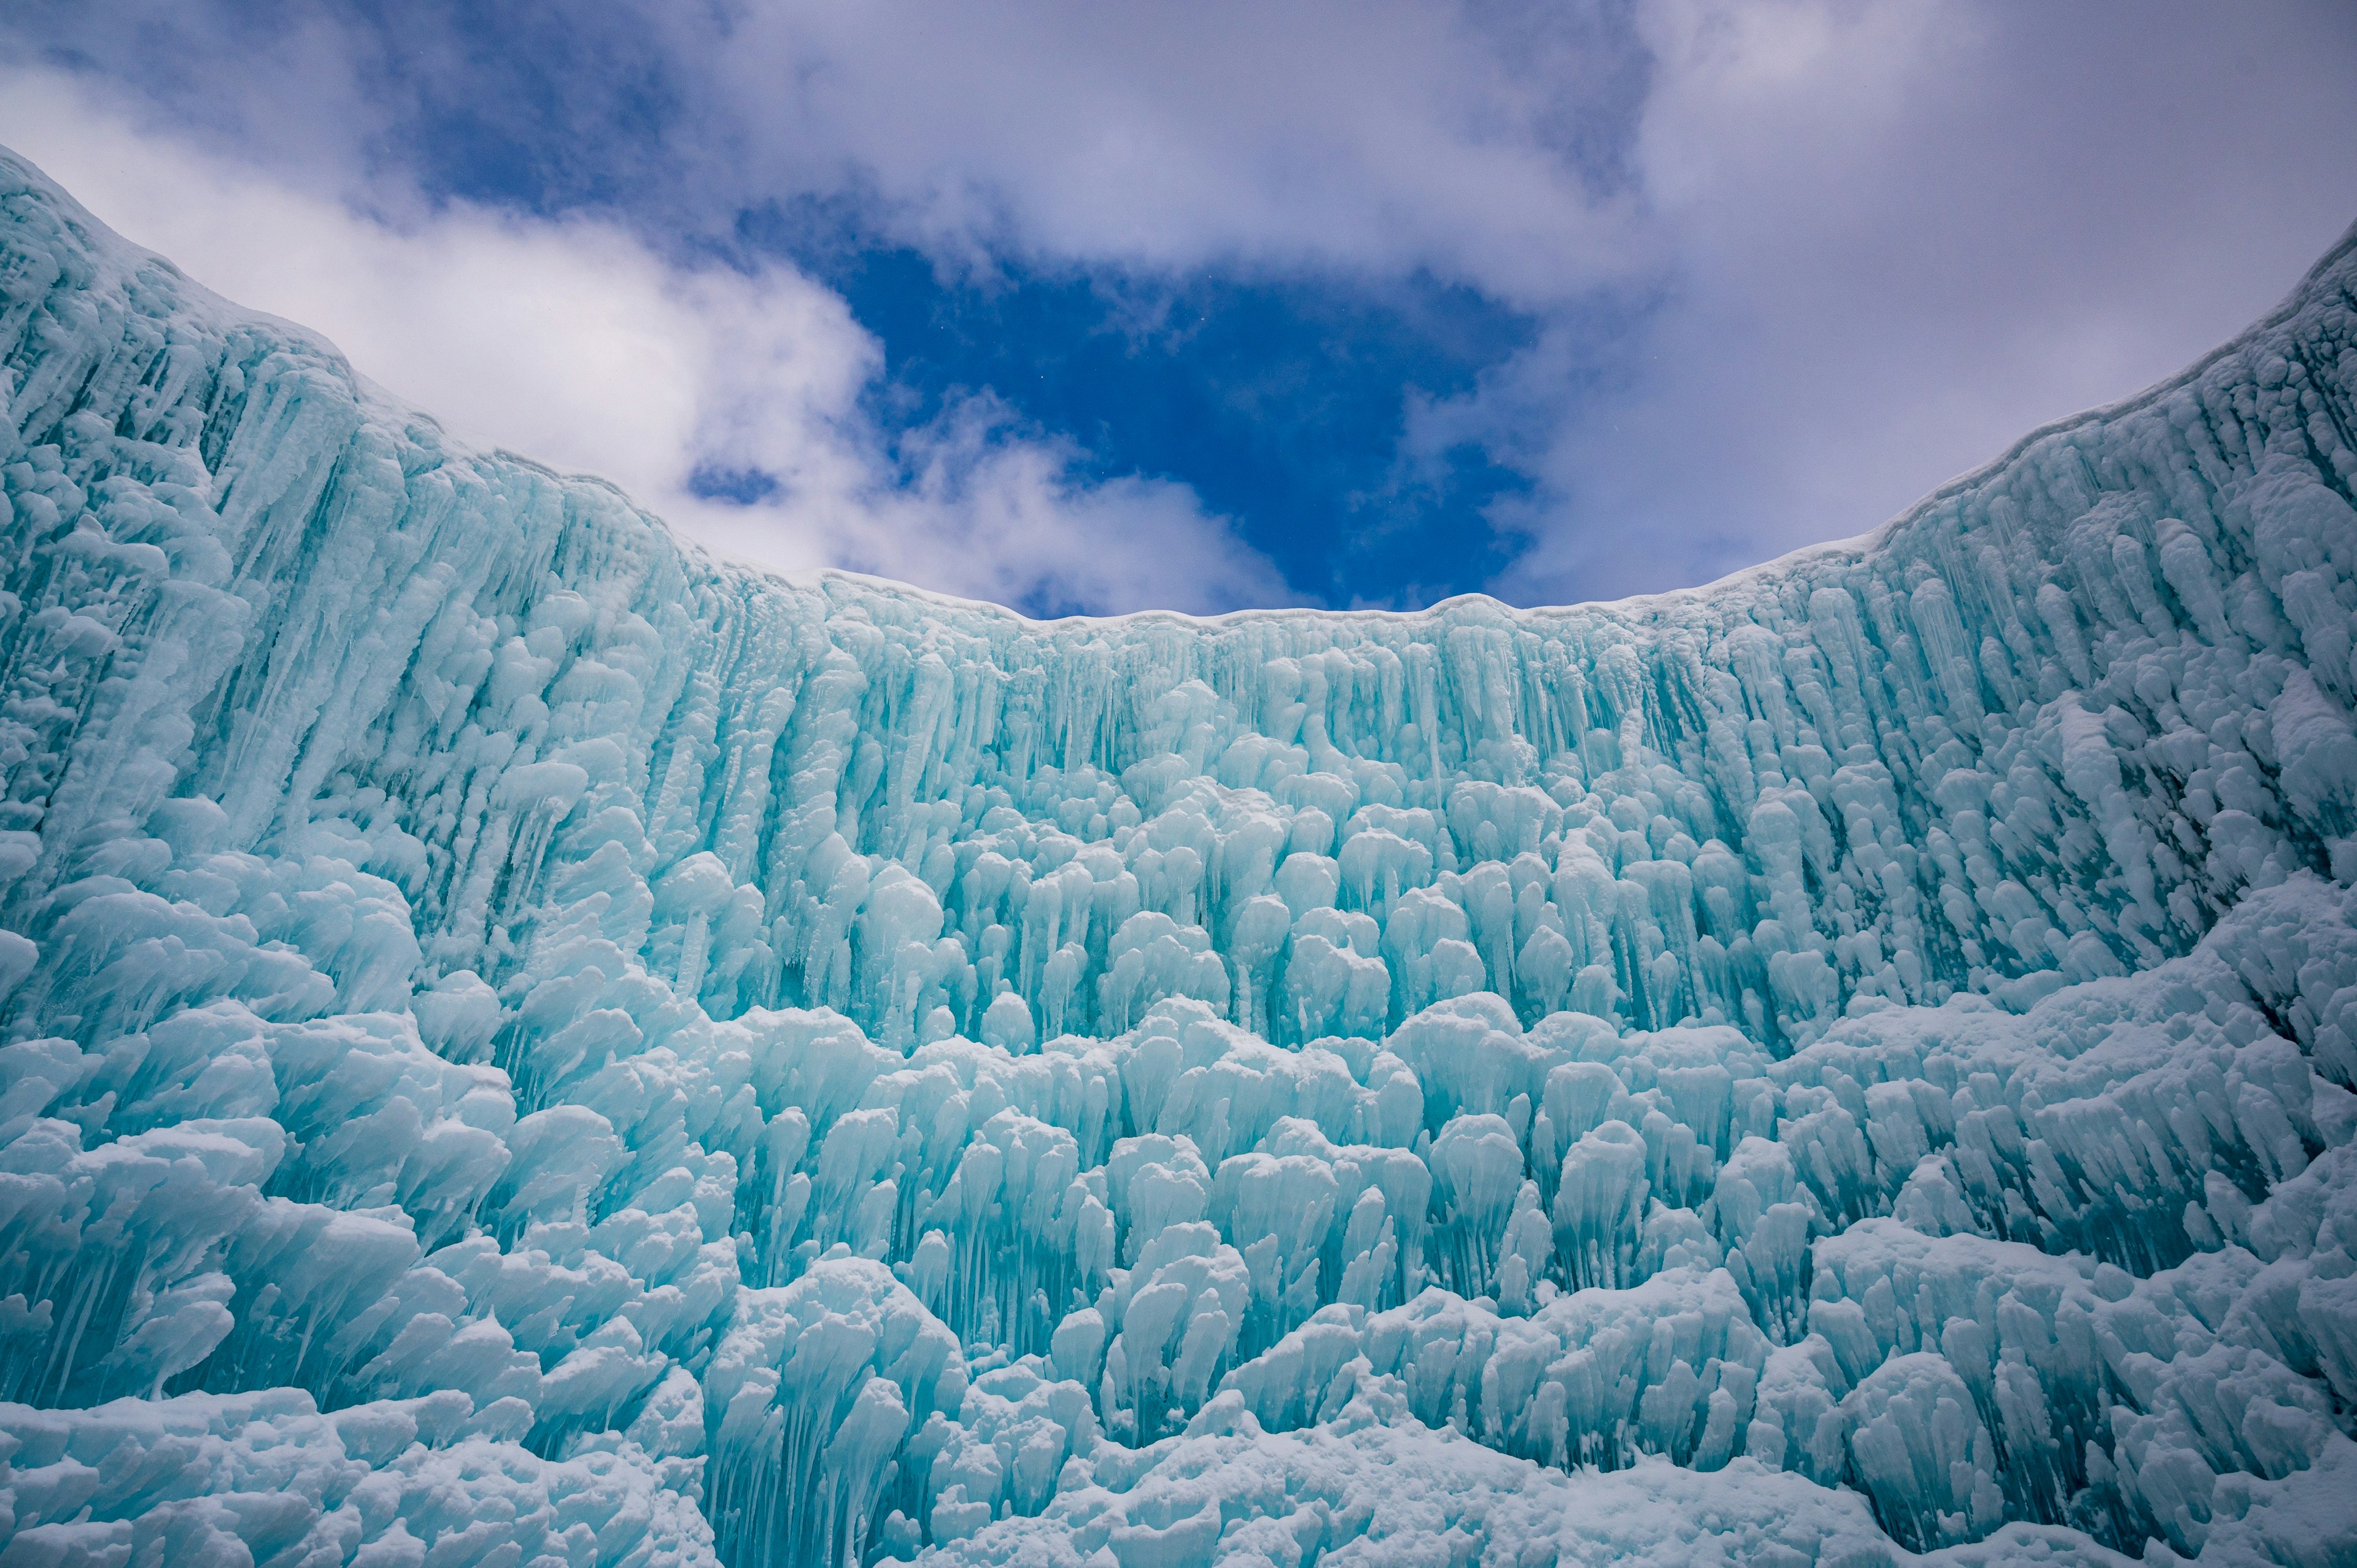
{"left": 1, "top": 146, "right": 2355, "bottom": 1567}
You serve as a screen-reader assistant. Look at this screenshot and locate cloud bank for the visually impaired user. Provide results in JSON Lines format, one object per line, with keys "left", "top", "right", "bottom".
{"left": 5, "top": 0, "right": 2350, "bottom": 611}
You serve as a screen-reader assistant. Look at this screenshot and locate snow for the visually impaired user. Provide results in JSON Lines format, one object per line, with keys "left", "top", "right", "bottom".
{"left": 2, "top": 143, "right": 2356, "bottom": 1566}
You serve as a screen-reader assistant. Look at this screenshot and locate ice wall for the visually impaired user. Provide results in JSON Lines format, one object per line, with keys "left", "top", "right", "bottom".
{"left": 1, "top": 145, "right": 2355, "bottom": 1566}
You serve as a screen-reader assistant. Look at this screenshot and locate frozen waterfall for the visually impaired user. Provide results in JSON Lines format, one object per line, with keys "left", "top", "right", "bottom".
{"left": 2, "top": 146, "right": 2356, "bottom": 1566}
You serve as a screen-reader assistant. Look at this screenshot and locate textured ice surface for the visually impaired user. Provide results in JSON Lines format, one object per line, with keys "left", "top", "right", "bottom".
{"left": 1, "top": 146, "right": 2355, "bottom": 1567}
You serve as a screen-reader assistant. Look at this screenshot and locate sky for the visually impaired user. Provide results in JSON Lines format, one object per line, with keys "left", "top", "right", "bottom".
{"left": 2, "top": 2, "right": 2353, "bottom": 617}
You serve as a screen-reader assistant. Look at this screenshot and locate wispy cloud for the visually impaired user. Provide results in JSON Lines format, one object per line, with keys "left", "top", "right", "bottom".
{"left": 683, "top": 1, "right": 1652, "bottom": 302}
{"left": 1426, "top": 0, "right": 2357, "bottom": 604}
{"left": 0, "top": 67, "right": 1283, "bottom": 615}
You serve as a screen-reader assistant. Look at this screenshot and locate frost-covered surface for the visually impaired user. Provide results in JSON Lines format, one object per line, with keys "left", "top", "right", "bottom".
{"left": 2, "top": 145, "right": 2356, "bottom": 1566}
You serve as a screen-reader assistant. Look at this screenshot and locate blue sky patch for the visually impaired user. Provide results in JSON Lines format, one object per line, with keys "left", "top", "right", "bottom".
{"left": 761, "top": 218, "right": 1545, "bottom": 608}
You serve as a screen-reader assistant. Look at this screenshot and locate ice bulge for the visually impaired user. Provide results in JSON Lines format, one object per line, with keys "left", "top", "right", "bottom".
{"left": 2, "top": 149, "right": 2356, "bottom": 1566}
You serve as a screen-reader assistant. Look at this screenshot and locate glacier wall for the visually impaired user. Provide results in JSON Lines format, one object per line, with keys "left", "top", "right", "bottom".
{"left": 2, "top": 145, "right": 2356, "bottom": 1566}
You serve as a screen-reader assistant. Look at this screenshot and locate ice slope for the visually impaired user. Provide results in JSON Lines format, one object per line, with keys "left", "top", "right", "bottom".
{"left": 0, "top": 143, "right": 2354, "bottom": 1567}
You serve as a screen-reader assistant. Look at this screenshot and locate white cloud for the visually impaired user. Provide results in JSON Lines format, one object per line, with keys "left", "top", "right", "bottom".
{"left": 679, "top": 1, "right": 1647, "bottom": 304}
{"left": 1487, "top": 0, "right": 2357, "bottom": 604}
{"left": 1, "top": 1, "right": 1651, "bottom": 304}
{"left": 827, "top": 400, "right": 1292, "bottom": 617}
{"left": 619, "top": 0, "right": 2357, "bottom": 602}
{"left": 0, "top": 66, "right": 1282, "bottom": 615}
{"left": 6, "top": 2, "right": 2350, "bottom": 612}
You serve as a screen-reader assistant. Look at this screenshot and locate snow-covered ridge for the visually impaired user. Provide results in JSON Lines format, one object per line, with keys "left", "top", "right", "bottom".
{"left": 2, "top": 144, "right": 2355, "bottom": 1567}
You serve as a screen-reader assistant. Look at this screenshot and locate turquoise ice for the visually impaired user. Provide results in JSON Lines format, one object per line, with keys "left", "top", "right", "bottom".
{"left": 2, "top": 147, "right": 2355, "bottom": 1565}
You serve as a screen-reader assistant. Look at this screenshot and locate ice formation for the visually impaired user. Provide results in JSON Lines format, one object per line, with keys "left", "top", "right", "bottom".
{"left": 1, "top": 146, "right": 2355, "bottom": 1567}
